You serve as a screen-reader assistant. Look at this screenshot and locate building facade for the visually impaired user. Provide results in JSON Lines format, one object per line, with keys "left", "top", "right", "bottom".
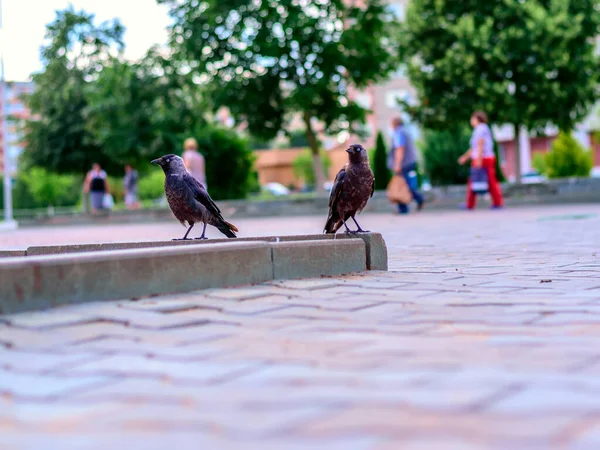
{"left": 0, "top": 81, "right": 34, "bottom": 175}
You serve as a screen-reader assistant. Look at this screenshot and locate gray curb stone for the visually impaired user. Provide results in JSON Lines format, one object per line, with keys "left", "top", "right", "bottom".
{"left": 0, "top": 235, "right": 385, "bottom": 315}
{"left": 272, "top": 239, "right": 366, "bottom": 280}
{"left": 0, "top": 250, "right": 26, "bottom": 257}
{"left": 23, "top": 233, "right": 388, "bottom": 271}
{"left": 0, "top": 241, "right": 273, "bottom": 315}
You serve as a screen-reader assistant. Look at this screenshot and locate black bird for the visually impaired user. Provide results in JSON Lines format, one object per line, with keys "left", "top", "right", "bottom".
{"left": 324, "top": 144, "right": 375, "bottom": 234}
{"left": 151, "top": 154, "right": 238, "bottom": 240}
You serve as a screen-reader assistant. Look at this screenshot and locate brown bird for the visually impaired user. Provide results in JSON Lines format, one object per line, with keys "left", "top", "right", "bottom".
{"left": 151, "top": 154, "right": 238, "bottom": 240}
{"left": 324, "top": 144, "right": 375, "bottom": 234}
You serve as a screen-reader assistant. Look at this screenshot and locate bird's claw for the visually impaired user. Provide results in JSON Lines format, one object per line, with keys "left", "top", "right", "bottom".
{"left": 194, "top": 236, "right": 208, "bottom": 240}
{"left": 356, "top": 230, "right": 370, "bottom": 233}
{"left": 172, "top": 238, "right": 192, "bottom": 241}
{"left": 344, "top": 230, "right": 359, "bottom": 235}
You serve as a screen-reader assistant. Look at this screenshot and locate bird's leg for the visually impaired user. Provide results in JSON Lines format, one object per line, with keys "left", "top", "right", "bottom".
{"left": 343, "top": 220, "right": 358, "bottom": 235}
{"left": 194, "top": 222, "right": 208, "bottom": 240}
{"left": 351, "top": 216, "right": 370, "bottom": 233}
{"left": 173, "top": 223, "right": 194, "bottom": 241}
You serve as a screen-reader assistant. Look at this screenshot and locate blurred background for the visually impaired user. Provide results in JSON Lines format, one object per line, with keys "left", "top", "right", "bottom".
{"left": 0, "top": 0, "right": 599, "bottom": 224}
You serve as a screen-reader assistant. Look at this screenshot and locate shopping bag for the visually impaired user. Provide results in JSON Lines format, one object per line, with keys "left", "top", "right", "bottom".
{"left": 386, "top": 175, "right": 413, "bottom": 204}
{"left": 470, "top": 167, "right": 489, "bottom": 194}
{"left": 102, "top": 193, "right": 115, "bottom": 209}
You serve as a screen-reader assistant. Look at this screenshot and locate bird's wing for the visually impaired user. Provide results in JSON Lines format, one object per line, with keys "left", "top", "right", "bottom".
{"left": 328, "top": 166, "right": 347, "bottom": 209}
{"left": 182, "top": 173, "right": 223, "bottom": 218}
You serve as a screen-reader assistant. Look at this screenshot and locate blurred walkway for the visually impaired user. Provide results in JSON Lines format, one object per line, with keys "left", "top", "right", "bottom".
{"left": 2, "top": 204, "right": 600, "bottom": 449}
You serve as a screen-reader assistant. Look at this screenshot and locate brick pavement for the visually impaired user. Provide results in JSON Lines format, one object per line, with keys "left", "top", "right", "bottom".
{"left": 1, "top": 204, "right": 600, "bottom": 449}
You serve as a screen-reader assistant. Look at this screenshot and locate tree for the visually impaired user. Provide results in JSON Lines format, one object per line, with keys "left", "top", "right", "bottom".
{"left": 21, "top": 7, "right": 124, "bottom": 174}
{"left": 84, "top": 49, "right": 208, "bottom": 170}
{"left": 400, "top": 0, "right": 600, "bottom": 182}
{"left": 192, "top": 125, "right": 256, "bottom": 200}
{"left": 421, "top": 126, "right": 472, "bottom": 186}
{"left": 544, "top": 132, "right": 593, "bottom": 178}
{"left": 371, "top": 132, "right": 391, "bottom": 190}
{"left": 160, "top": 0, "right": 401, "bottom": 192}
{"left": 292, "top": 149, "right": 332, "bottom": 189}
{"left": 288, "top": 129, "right": 310, "bottom": 148}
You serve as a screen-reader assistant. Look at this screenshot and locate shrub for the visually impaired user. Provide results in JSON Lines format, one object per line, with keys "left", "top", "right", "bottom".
{"left": 371, "top": 131, "right": 391, "bottom": 190}
{"left": 421, "top": 127, "right": 471, "bottom": 186}
{"left": 1, "top": 169, "right": 82, "bottom": 210}
{"left": 138, "top": 170, "right": 165, "bottom": 201}
{"left": 189, "top": 125, "right": 256, "bottom": 200}
{"left": 292, "top": 149, "right": 331, "bottom": 189}
{"left": 545, "top": 132, "right": 593, "bottom": 178}
{"left": 107, "top": 176, "right": 124, "bottom": 204}
{"left": 532, "top": 153, "right": 548, "bottom": 175}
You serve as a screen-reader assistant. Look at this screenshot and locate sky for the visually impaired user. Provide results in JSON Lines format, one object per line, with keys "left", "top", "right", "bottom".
{"left": 1, "top": 0, "right": 171, "bottom": 81}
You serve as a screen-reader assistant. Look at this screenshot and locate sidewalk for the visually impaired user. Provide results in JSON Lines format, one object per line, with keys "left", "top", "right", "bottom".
{"left": 1, "top": 204, "right": 600, "bottom": 449}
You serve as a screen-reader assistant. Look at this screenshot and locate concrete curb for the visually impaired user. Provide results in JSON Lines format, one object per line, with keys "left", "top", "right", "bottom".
{"left": 23, "top": 233, "right": 388, "bottom": 271}
{"left": 0, "top": 234, "right": 385, "bottom": 315}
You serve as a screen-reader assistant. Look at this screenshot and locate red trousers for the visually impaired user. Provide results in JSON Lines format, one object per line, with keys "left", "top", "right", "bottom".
{"left": 466, "top": 157, "right": 504, "bottom": 209}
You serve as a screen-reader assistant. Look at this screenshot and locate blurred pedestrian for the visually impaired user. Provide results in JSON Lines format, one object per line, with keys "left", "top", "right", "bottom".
{"left": 388, "top": 117, "right": 425, "bottom": 214}
{"left": 124, "top": 164, "right": 140, "bottom": 210}
{"left": 182, "top": 137, "right": 207, "bottom": 189}
{"left": 84, "top": 163, "right": 110, "bottom": 214}
{"left": 458, "top": 111, "right": 504, "bottom": 210}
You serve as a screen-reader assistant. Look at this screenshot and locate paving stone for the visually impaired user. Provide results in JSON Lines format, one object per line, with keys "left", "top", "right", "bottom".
{"left": 0, "top": 370, "right": 115, "bottom": 399}
{"left": 1, "top": 204, "right": 600, "bottom": 448}
{"left": 3, "top": 310, "right": 97, "bottom": 329}
{"left": 55, "top": 354, "right": 262, "bottom": 383}
{"left": 488, "top": 386, "right": 600, "bottom": 413}
{"left": 0, "top": 348, "right": 102, "bottom": 373}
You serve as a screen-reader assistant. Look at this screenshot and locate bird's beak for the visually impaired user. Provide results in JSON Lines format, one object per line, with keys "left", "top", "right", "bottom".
{"left": 151, "top": 158, "right": 161, "bottom": 165}
{"left": 346, "top": 148, "right": 354, "bottom": 154}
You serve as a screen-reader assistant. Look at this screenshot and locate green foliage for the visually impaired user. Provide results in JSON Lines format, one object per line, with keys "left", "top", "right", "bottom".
{"left": 191, "top": 126, "right": 256, "bottom": 200}
{"left": 400, "top": 0, "right": 600, "bottom": 179}
{"left": 138, "top": 170, "right": 166, "bottom": 201}
{"left": 1, "top": 171, "right": 82, "bottom": 210}
{"left": 87, "top": 48, "right": 208, "bottom": 166}
{"left": 21, "top": 9, "right": 209, "bottom": 175}
{"left": 248, "top": 135, "right": 273, "bottom": 150}
{"left": 421, "top": 127, "right": 472, "bottom": 186}
{"left": 371, "top": 132, "right": 391, "bottom": 190}
{"left": 106, "top": 176, "right": 125, "bottom": 204}
{"left": 160, "top": 0, "right": 401, "bottom": 189}
{"left": 288, "top": 130, "right": 310, "bottom": 149}
{"left": 21, "top": 7, "right": 125, "bottom": 174}
{"left": 544, "top": 133, "right": 593, "bottom": 178}
{"left": 532, "top": 152, "right": 548, "bottom": 175}
{"left": 292, "top": 149, "right": 332, "bottom": 188}
{"left": 492, "top": 137, "right": 506, "bottom": 183}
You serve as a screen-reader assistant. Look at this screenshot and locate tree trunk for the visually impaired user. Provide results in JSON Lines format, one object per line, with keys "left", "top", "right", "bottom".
{"left": 303, "top": 111, "right": 327, "bottom": 193}
{"left": 514, "top": 123, "right": 522, "bottom": 184}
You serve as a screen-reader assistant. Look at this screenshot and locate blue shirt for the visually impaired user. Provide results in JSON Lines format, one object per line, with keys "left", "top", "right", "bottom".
{"left": 388, "top": 125, "right": 417, "bottom": 170}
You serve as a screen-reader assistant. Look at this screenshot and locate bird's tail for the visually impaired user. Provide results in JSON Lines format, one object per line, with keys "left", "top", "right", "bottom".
{"left": 324, "top": 213, "right": 341, "bottom": 234}
{"left": 217, "top": 220, "right": 238, "bottom": 238}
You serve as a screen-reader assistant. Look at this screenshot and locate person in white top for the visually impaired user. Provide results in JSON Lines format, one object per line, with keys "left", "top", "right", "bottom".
{"left": 182, "top": 137, "right": 207, "bottom": 189}
{"left": 458, "top": 111, "right": 504, "bottom": 210}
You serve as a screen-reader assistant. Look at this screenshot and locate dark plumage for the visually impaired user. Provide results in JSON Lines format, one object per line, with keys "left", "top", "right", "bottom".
{"left": 324, "top": 144, "right": 375, "bottom": 234}
{"left": 151, "top": 154, "right": 238, "bottom": 240}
